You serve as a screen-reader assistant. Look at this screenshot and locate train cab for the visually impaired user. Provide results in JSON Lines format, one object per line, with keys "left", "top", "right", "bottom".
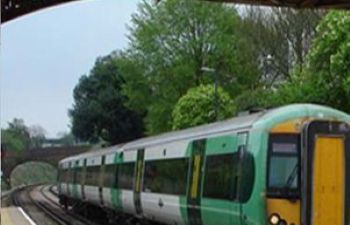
{"left": 266, "top": 118, "right": 350, "bottom": 225}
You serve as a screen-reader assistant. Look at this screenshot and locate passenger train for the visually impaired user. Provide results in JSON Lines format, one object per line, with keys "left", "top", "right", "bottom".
{"left": 57, "top": 104, "right": 350, "bottom": 225}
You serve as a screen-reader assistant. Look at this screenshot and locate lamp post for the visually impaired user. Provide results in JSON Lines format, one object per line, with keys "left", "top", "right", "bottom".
{"left": 201, "top": 66, "right": 219, "bottom": 121}
{"left": 264, "top": 54, "right": 273, "bottom": 86}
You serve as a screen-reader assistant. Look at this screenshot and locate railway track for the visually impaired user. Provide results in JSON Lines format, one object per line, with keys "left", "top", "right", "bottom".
{"left": 39, "top": 185, "right": 100, "bottom": 225}
{"left": 11, "top": 185, "right": 99, "bottom": 225}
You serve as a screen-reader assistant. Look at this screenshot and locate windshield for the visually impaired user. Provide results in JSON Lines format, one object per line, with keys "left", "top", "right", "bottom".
{"left": 269, "top": 156, "right": 298, "bottom": 188}
{"left": 267, "top": 134, "right": 300, "bottom": 198}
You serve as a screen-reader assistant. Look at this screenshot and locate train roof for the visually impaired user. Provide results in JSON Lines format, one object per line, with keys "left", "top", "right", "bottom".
{"left": 60, "top": 109, "right": 266, "bottom": 164}
{"left": 59, "top": 104, "right": 350, "bottom": 164}
{"left": 59, "top": 143, "right": 125, "bottom": 164}
{"left": 122, "top": 110, "right": 265, "bottom": 150}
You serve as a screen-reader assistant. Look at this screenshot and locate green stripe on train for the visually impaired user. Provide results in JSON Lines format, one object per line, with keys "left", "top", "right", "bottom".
{"left": 72, "top": 160, "right": 79, "bottom": 199}
{"left": 111, "top": 152, "right": 123, "bottom": 210}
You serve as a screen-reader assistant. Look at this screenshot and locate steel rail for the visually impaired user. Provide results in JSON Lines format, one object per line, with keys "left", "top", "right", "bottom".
{"left": 38, "top": 185, "right": 99, "bottom": 225}
{"left": 11, "top": 185, "right": 72, "bottom": 225}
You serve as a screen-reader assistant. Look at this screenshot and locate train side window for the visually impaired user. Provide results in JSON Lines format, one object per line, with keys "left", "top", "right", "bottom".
{"left": 93, "top": 166, "right": 100, "bottom": 186}
{"left": 62, "top": 169, "right": 67, "bottom": 182}
{"left": 143, "top": 158, "right": 189, "bottom": 195}
{"left": 59, "top": 169, "right": 63, "bottom": 182}
{"left": 85, "top": 167, "right": 90, "bottom": 185}
{"left": 73, "top": 161, "right": 79, "bottom": 184}
{"left": 66, "top": 168, "right": 69, "bottom": 183}
{"left": 118, "top": 162, "right": 135, "bottom": 190}
{"left": 74, "top": 168, "right": 77, "bottom": 183}
{"left": 86, "top": 165, "right": 100, "bottom": 186}
{"left": 76, "top": 166, "right": 83, "bottom": 184}
{"left": 67, "top": 168, "right": 71, "bottom": 183}
{"left": 68, "top": 166, "right": 73, "bottom": 183}
{"left": 57, "top": 168, "right": 62, "bottom": 182}
{"left": 203, "top": 153, "right": 239, "bottom": 200}
{"left": 103, "top": 164, "right": 117, "bottom": 188}
{"left": 61, "top": 168, "right": 66, "bottom": 182}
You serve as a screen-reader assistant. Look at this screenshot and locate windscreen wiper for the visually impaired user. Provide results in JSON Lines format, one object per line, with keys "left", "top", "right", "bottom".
{"left": 284, "top": 163, "right": 298, "bottom": 189}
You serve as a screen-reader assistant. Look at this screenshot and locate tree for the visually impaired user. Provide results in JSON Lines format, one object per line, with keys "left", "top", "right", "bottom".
{"left": 266, "top": 11, "right": 350, "bottom": 112}
{"left": 271, "top": 8, "right": 323, "bottom": 73}
{"left": 57, "top": 132, "right": 76, "bottom": 146}
{"left": 307, "top": 11, "right": 350, "bottom": 112}
{"left": 28, "top": 125, "right": 46, "bottom": 148}
{"left": 232, "top": 7, "right": 325, "bottom": 110}
{"left": 240, "top": 7, "right": 323, "bottom": 86}
{"left": 234, "top": 88, "right": 271, "bottom": 111}
{"left": 1, "top": 129, "right": 26, "bottom": 153}
{"left": 1, "top": 118, "right": 31, "bottom": 152}
{"left": 172, "top": 85, "right": 235, "bottom": 130}
{"left": 122, "top": 0, "right": 260, "bottom": 134}
{"left": 69, "top": 52, "right": 144, "bottom": 145}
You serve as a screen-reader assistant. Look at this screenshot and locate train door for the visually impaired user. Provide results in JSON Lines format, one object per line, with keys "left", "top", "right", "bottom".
{"left": 302, "top": 121, "right": 350, "bottom": 225}
{"left": 111, "top": 152, "right": 121, "bottom": 209}
{"left": 134, "top": 149, "right": 145, "bottom": 216}
{"left": 187, "top": 139, "right": 206, "bottom": 225}
{"left": 99, "top": 155, "right": 106, "bottom": 206}
{"left": 200, "top": 135, "right": 241, "bottom": 225}
{"left": 81, "top": 159, "right": 87, "bottom": 200}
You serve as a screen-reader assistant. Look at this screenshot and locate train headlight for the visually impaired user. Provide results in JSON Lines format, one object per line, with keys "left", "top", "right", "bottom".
{"left": 269, "top": 214, "right": 280, "bottom": 225}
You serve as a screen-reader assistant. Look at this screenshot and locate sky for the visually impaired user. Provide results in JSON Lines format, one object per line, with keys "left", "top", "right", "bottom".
{"left": 1, "top": 0, "right": 140, "bottom": 138}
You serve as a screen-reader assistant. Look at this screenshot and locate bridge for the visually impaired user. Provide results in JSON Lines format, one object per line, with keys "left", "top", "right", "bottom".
{"left": 2, "top": 0, "right": 350, "bottom": 23}
{"left": 1, "top": 145, "right": 90, "bottom": 187}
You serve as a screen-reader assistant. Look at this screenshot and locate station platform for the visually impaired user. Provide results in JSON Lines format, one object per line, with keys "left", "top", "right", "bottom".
{"left": 1, "top": 207, "right": 36, "bottom": 225}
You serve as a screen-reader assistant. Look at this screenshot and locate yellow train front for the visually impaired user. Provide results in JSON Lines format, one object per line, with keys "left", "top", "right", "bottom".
{"left": 57, "top": 104, "right": 350, "bottom": 225}
{"left": 258, "top": 105, "right": 350, "bottom": 225}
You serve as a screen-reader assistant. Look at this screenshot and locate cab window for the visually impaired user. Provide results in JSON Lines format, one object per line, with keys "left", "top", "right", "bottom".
{"left": 267, "top": 134, "right": 300, "bottom": 198}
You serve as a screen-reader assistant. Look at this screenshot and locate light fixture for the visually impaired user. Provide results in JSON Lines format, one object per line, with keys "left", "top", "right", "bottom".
{"left": 269, "top": 213, "right": 280, "bottom": 225}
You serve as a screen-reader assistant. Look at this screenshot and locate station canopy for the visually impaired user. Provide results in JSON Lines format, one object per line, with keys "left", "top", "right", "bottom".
{"left": 1, "top": 0, "right": 350, "bottom": 23}
{"left": 208, "top": 0, "right": 350, "bottom": 8}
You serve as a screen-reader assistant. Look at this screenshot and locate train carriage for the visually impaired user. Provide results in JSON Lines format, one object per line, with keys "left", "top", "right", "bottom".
{"left": 57, "top": 104, "right": 350, "bottom": 225}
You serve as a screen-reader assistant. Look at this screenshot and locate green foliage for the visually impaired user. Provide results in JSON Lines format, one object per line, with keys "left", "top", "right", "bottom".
{"left": 172, "top": 85, "right": 235, "bottom": 130}
{"left": 240, "top": 7, "right": 323, "bottom": 85}
{"left": 234, "top": 88, "right": 271, "bottom": 111}
{"left": 56, "top": 132, "right": 76, "bottom": 146}
{"left": 69, "top": 52, "right": 144, "bottom": 145}
{"left": 1, "top": 118, "right": 31, "bottom": 153}
{"left": 122, "top": 0, "right": 260, "bottom": 134}
{"left": 269, "top": 11, "right": 350, "bottom": 112}
{"left": 267, "top": 70, "right": 326, "bottom": 107}
{"left": 68, "top": 4, "right": 332, "bottom": 138}
{"left": 10, "top": 162, "right": 57, "bottom": 187}
{"left": 2, "top": 119, "right": 50, "bottom": 152}
{"left": 1, "top": 130, "right": 27, "bottom": 153}
{"left": 307, "top": 11, "right": 350, "bottom": 112}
